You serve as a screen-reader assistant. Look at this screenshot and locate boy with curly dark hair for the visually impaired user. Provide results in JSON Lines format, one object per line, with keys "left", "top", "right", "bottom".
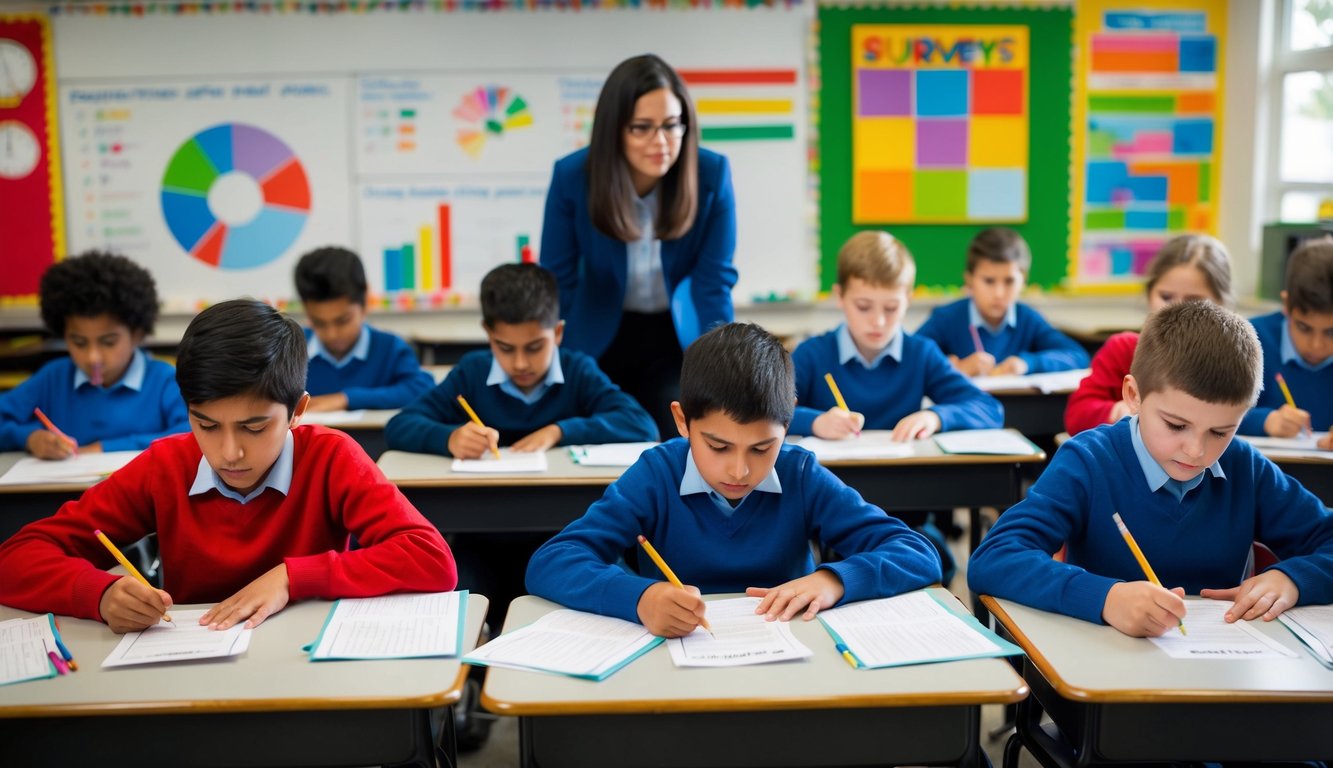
{"left": 0, "top": 251, "right": 189, "bottom": 458}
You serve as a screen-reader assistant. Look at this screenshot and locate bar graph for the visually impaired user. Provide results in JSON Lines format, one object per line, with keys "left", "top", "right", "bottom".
{"left": 383, "top": 203, "right": 453, "bottom": 293}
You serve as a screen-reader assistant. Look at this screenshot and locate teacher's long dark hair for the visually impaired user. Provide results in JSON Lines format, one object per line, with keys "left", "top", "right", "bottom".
{"left": 586, "top": 54, "right": 699, "bottom": 242}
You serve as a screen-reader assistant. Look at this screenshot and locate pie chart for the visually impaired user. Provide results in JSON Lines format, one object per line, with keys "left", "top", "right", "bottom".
{"left": 160, "top": 123, "right": 310, "bottom": 269}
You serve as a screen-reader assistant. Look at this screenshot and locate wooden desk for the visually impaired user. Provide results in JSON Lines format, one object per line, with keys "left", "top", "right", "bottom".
{"left": 984, "top": 595, "right": 1333, "bottom": 766}
{"left": 377, "top": 448, "right": 629, "bottom": 534}
{"left": 484, "top": 590, "right": 1027, "bottom": 768}
{"left": 0, "top": 593, "right": 488, "bottom": 768}
{"left": 302, "top": 409, "right": 398, "bottom": 460}
{"left": 0, "top": 451, "right": 89, "bottom": 542}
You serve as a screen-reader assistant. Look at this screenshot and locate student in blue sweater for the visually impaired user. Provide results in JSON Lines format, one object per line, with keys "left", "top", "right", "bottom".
{"left": 916, "top": 228, "right": 1088, "bottom": 377}
{"left": 0, "top": 251, "right": 188, "bottom": 458}
{"left": 526, "top": 322, "right": 940, "bottom": 637}
{"left": 294, "top": 246, "right": 433, "bottom": 412}
{"left": 970, "top": 301, "right": 1333, "bottom": 637}
{"left": 790, "top": 231, "right": 1002, "bottom": 440}
{"left": 1239, "top": 236, "right": 1333, "bottom": 445}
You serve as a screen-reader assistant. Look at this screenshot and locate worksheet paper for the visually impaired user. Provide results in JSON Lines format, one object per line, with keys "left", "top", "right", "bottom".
{"left": 1148, "top": 600, "right": 1298, "bottom": 660}
{"left": 1236, "top": 434, "right": 1329, "bottom": 460}
{"left": 451, "top": 448, "right": 549, "bottom": 473}
{"left": 796, "top": 433, "right": 913, "bottom": 460}
{"left": 667, "top": 597, "right": 813, "bottom": 667}
{"left": 1279, "top": 604, "right": 1333, "bottom": 667}
{"left": 818, "top": 591, "right": 1013, "bottom": 668}
{"left": 0, "top": 451, "right": 140, "bottom": 486}
{"left": 933, "top": 430, "right": 1039, "bottom": 456}
{"left": 970, "top": 369, "right": 1090, "bottom": 394}
{"left": 101, "top": 610, "right": 252, "bottom": 668}
{"left": 297, "top": 410, "right": 367, "bottom": 425}
{"left": 463, "top": 609, "right": 660, "bottom": 680}
{"left": 568, "top": 442, "right": 657, "bottom": 467}
{"left": 309, "top": 591, "right": 465, "bottom": 660}
{"left": 0, "top": 615, "right": 60, "bottom": 686}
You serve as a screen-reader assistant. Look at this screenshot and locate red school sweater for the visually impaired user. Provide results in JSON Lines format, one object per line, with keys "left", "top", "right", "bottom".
{"left": 0, "top": 426, "right": 456, "bottom": 621}
{"left": 1063, "top": 332, "right": 1138, "bottom": 436}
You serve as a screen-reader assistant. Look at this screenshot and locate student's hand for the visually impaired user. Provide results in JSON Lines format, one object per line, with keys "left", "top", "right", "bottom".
{"left": 1108, "top": 399, "right": 1133, "bottom": 424}
{"left": 1101, "top": 582, "right": 1187, "bottom": 637}
{"left": 200, "top": 564, "right": 291, "bottom": 630}
{"left": 891, "top": 410, "right": 941, "bottom": 442}
{"left": 512, "top": 424, "right": 562, "bottom": 453}
{"left": 1264, "top": 405, "right": 1312, "bottom": 438}
{"left": 991, "top": 356, "right": 1029, "bottom": 376}
{"left": 1201, "top": 570, "right": 1299, "bottom": 623}
{"left": 746, "top": 569, "right": 844, "bottom": 621}
{"left": 99, "top": 576, "right": 174, "bottom": 634}
{"left": 636, "top": 582, "right": 707, "bottom": 638}
{"left": 26, "top": 429, "right": 75, "bottom": 460}
{"left": 448, "top": 422, "right": 500, "bottom": 459}
{"left": 81, "top": 441, "right": 103, "bottom": 454}
{"left": 812, "top": 407, "right": 865, "bottom": 439}
{"left": 306, "top": 393, "right": 349, "bottom": 413}
{"left": 1319, "top": 428, "right": 1333, "bottom": 451}
{"left": 956, "top": 351, "right": 997, "bottom": 377}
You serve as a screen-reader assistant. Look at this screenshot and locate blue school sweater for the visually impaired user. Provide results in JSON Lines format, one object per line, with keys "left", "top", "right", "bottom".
{"left": 914, "top": 298, "right": 1089, "bottom": 374}
{"left": 525, "top": 439, "right": 941, "bottom": 622}
{"left": 967, "top": 418, "right": 1333, "bottom": 625}
{"left": 384, "top": 348, "right": 656, "bottom": 455}
{"left": 304, "top": 325, "right": 434, "bottom": 410}
{"left": 1239, "top": 312, "right": 1333, "bottom": 435}
{"left": 789, "top": 326, "right": 1003, "bottom": 436}
{"left": 0, "top": 351, "right": 188, "bottom": 452}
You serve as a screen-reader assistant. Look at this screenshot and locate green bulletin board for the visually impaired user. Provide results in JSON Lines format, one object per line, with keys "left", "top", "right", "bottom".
{"left": 819, "top": 4, "right": 1073, "bottom": 291}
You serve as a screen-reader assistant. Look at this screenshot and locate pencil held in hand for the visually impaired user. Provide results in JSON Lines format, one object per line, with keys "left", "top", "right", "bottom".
{"left": 94, "top": 529, "right": 172, "bottom": 623}
{"left": 637, "top": 534, "right": 714, "bottom": 637}
{"left": 455, "top": 395, "right": 502, "bottom": 460}
{"left": 1111, "top": 513, "right": 1184, "bottom": 636}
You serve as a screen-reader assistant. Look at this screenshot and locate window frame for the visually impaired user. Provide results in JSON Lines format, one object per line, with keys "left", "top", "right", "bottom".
{"left": 1267, "top": 0, "right": 1333, "bottom": 222}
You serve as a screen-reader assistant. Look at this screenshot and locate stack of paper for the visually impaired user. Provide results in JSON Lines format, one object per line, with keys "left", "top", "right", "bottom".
{"left": 568, "top": 442, "right": 657, "bottom": 467}
{"left": 464, "top": 609, "right": 661, "bottom": 680}
{"left": 0, "top": 451, "right": 140, "bottom": 486}
{"left": 934, "top": 430, "right": 1039, "bottom": 456}
{"left": 309, "top": 591, "right": 467, "bottom": 660}
{"left": 1278, "top": 605, "right": 1333, "bottom": 667}
{"left": 451, "top": 448, "right": 549, "bottom": 473}
{"left": 818, "top": 591, "right": 1021, "bottom": 668}
{"left": 667, "top": 597, "right": 812, "bottom": 667}
{"left": 796, "top": 432, "right": 914, "bottom": 461}
{"left": 102, "top": 610, "right": 252, "bottom": 668}
{"left": 1236, "top": 434, "right": 1330, "bottom": 461}
{"left": 1149, "top": 600, "right": 1297, "bottom": 660}
{"left": 298, "top": 409, "right": 368, "bottom": 426}
{"left": 971, "top": 369, "right": 1090, "bottom": 394}
{"left": 0, "top": 614, "right": 60, "bottom": 686}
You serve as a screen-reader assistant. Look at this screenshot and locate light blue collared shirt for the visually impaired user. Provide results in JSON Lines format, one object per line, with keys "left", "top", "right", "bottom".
{"left": 679, "top": 448, "right": 782, "bottom": 518}
{"left": 1128, "top": 414, "right": 1225, "bottom": 502}
{"left": 836, "top": 323, "right": 903, "bottom": 370}
{"left": 74, "top": 348, "right": 147, "bottom": 391}
{"left": 968, "top": 300, "right": 1019, "bottom": 336}
{"left": 487, "top": 353, "right": 565, "bottom": 406}
{"left": 308, "top": 325, "right": 371, "bottom": 369}
{"left": 188, "top": 431, "right": 295, "bottom": 504}
{"left": 1280, "top": 319, "right": 1333, "bottom": 372}
{"left": 622, "top": 190, "right": 669, "bottom": 313}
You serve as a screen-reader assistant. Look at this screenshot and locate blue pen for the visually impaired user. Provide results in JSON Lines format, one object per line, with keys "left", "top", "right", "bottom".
{"left": 835, "top": 643, "right": 859, "bottom": 669}
{"left": 51, "top": 619, "right": 78, "bottom": 671}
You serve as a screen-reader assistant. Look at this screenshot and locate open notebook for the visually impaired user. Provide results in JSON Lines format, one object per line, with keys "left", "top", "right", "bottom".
{"left": 463, "top": 608, "right": 661, "bottom": 681}
{"left": 818, "top": 591, "right": 1021, "bottom": 669}
{"left": 0, "top": 451, "right": 140, "bottom": 486}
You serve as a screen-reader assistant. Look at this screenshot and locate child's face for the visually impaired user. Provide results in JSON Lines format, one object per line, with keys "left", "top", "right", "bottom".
{"left": 188, "top": 393, "right": 309, "bottom": 496}
{"left": 1282, "top": 297, "right": 1333, "bottom": 367}
{"left": 1147, "top": 265, "right": 1217, "bottom": 313}
{"left": 834, "top": 277, "right": 910, "bottom": 360}
{"left": 64, "top": 314, "right": 144, "bottom": 388}
{"left": 485, "top": 320, "right": 563, "bottom": 394}
{"left": 623, "top": 87, "right": 684, "bottom": 194}
{"left": 670, "top": 403, "right": 785, "bottom": 500}
{"left": 304, "top": 297, "right": 366, "bottom": 360}
{"left": 965, "top": 260, "right": 1025, "bottom": 327}
{"left": 1123, "top": 377, "right": 1246, "bottom": 482}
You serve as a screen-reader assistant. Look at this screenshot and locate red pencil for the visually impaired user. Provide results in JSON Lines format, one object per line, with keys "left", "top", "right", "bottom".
{"left": 33, "top": 407, "right": 78, "bottom": 455}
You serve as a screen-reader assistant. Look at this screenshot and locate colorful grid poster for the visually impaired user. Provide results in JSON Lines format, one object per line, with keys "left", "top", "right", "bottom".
{"left": 1071, "top": 1, "right": 1226, "bottom": 289}
{"left": 851, "top": 24, "right": 1029, "bottom": 224}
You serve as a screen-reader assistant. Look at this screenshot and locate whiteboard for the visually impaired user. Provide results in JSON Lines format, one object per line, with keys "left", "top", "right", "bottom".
{"left": 51, "top": 9, "right": 815, "bottom": 307}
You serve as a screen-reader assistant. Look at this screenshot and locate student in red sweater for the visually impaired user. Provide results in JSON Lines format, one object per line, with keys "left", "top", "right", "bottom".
{"left": 1064, "top": 235, "right": 1233, "bottom": 435}
{"left": 0, "top": 299, "right": 456, "bottom": 633}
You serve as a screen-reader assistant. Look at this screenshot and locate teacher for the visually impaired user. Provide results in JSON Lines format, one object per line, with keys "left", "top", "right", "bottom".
{"left": 540, "top": 54, "right": 738, "bottom": 439}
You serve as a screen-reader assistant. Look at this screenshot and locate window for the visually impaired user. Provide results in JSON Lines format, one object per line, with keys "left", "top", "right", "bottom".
{"left": 1272, "top": 1, "right": 1333, "bottom": 222}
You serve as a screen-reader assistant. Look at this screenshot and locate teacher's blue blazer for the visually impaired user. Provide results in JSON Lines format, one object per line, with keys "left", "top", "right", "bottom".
{"left": 539, "top": 147, "right": 738, "bottom": 358}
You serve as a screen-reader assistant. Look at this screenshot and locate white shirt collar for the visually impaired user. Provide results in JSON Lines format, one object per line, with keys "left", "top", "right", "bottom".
{"left": 968, "top": 300, "right": 1018, "bottom": 335}
{"left": 835, "top": 323, "right": 903, "bottom": 370}
{"left": 188, "top": 430, "right": 295, "bottom": 504}
{"left": 308, "top": 325, "right": 371, "bottom": 369}
{"left": 74, "top": 348, "right": 147, "bottom": 391}
{"left": 678, "top": 447, "right": 781, "bottom": 517}
{"left": 486, "top": 351, "right": 565, "bottom": 405}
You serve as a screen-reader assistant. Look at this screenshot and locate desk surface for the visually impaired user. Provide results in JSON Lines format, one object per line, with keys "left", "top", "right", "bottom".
{"left": 300, "top": 408, "right": 398, "bottom": 430}
{"left": 984, "top": 595, "right": 1333, "bottom": 704}
{"left": 0, "top": 593, "right": 488, "bottom": 718}
{"left": 379, "top": 447, "right": 631, "bottom": 487}
{"left": 483, "top": 589, "right": 1027, "bottom": 717}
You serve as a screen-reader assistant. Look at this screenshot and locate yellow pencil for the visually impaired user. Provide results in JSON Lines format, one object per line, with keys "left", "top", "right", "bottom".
{"left": 637, "top": 534, "right": 714, "bottom": 637}
{"left": 1275, "top": 373, "right": 1298, "bottom": 409}
{"left": 1111, "top": 513, "right": 1184, "bottom": 635}
{"left": 93, "top": 529, "right": 172, "bottom": 623}
{"left": 455, "top": 394, "right": 502, "bottom": 460}
{"left": 823, "top": 373, "right": 850, "bottom": 412}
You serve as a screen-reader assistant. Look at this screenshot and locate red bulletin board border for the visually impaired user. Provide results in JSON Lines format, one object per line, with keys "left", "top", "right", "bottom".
{"left": 1, "top": 14, "right": 65, "bottom": 304}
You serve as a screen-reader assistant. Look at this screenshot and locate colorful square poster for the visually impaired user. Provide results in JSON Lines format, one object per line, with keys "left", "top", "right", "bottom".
{"left": 1071, "top": 1, "right": 1226, "bottom": 290}
{"left": 851, "top": 24, "right": 1029, "bottom": 224}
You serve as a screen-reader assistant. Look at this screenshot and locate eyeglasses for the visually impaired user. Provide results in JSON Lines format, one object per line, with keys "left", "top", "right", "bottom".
{"left": 625, "top": 120, "right": 687, "bottom": 140}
